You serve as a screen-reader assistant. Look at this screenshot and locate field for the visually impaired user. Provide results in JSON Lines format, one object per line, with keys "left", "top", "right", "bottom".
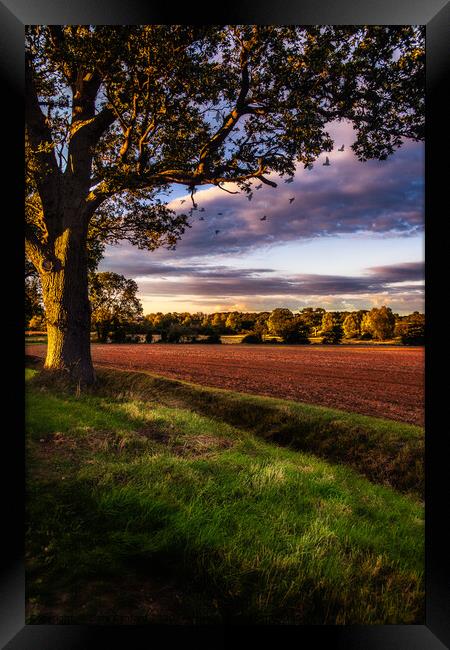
{"left": 26, "top": 344, "right": 424, "bottom": 425}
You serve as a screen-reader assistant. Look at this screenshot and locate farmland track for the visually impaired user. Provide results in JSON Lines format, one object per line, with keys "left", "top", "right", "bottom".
{"left": 26, "top": 344, "right": 424, "bottom": 426}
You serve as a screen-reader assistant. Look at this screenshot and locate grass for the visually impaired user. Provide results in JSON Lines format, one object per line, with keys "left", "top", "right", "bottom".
{"left": 72, "top": 365, "right": 422, "bottom": 498}
{"left": 25, "top": 365, "right": 424, "bottom": 625}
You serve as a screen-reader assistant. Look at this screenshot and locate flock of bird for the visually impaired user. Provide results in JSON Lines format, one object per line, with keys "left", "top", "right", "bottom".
{"left": 178, "top": 146, "right": 345, "bottom": 235}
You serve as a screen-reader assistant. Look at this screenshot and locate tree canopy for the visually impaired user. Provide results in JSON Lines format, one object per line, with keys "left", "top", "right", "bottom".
{"left": 26, "top": 24, "right": 425, "bottom": 267}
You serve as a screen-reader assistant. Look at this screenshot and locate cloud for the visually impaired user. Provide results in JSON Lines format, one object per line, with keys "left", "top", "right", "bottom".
{"left": 149, "top": 122, "right": 424, "bottom": 261}
{"left": 129, "top": 261, "right": 424, "bottom": 303}
{"left": 367, "top": 261, "right": 424, "bottom": 283}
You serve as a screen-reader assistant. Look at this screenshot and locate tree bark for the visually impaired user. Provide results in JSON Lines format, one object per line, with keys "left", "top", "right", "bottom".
{"left": 39, "top": 225, "right": 95, "bottom": 384}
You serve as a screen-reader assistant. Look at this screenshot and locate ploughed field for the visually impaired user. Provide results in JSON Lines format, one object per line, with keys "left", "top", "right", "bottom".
{"left": 26, "top": 344, "right": 424, "bottom": 426}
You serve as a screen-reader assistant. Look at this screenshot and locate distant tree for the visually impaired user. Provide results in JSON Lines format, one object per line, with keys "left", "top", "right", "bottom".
{"left": 267, "top": 308, "right": 296, "bottom": 341}
{"left": 300, "top": 307, "right": 325, "bottom": 335}
{"left": 361, "top": 306, "right": 396, "bottom": 340}
{"left": 28, "top": 314, "right": 46, "bottom": 331}
{"left": 89, "top": 272, "right": 143, "bottom": 342}
{"left": 322, "top": 324, "right": 344, "bottom": 344}
{"left": 320, "top": 312, "right": 335, "bottom": 334}
{"left": 240, "top": 313, "right": 258, "bottom": 332}
{"left": 225, "top": 312, "right": 242, "bottom": 333}
{"left": 165, "top": 323, "right": 197, "bottom": 343}
{"left": 200, "top": 332, "right": 222, "bottom": 344}
{"left": 343, "top": 312, "right": 362, "bottom": 338}
{"left": 25, "top": 279, "right": 44, "bottom": 328}
{"left": 284, "top": 322, "right": 311, "bottom": 344}
{"left": 211, "top": 313, "right": 226, "bottom": 332}
{"left": 401, "top": 321, "right": 425, "bottom": 346}
{"left": 254, "top": 312, "right": 270, "bottom": 337}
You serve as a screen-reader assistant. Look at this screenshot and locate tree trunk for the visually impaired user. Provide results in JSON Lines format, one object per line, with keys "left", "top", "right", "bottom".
{"left": 40, "top": 226, "right": 95, "bottom": 384}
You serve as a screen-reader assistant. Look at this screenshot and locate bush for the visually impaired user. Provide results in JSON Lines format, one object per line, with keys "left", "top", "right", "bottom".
{"left": 125, "top": 334, "right": 140, "bottom": 343}
{"left": 145, "top": 332, "right": 153, "bottom": 343}
{"left": 359, "top": 332, "right": 373, "bottom": 341}
{"left": 264, "top": 338, "right": 280, "bottom": 344}
{"left": 283, "top": 329, "right": 310, "bottom": 344}
{"left": 201, "top": 333, "right": 222, "bottom": 344}
{"left": 241, "top": 333, "right": 262, "bottom": 344}
{"left": 110, "top": 328, "right": 126, "bottom": 343}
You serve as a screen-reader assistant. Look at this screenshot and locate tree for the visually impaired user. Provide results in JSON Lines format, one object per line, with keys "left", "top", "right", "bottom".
{"left": 320, "top": 312, "right": 335, "bottom": 334}
{"left": 225, "top": 312, "right": 242, "bottom": 333}
{"left": 401, "top": 321, "right": 425, "bottom": 346}
{"left": 284, "top": 322, "right": 311, "bottom": 344}
{"left": 361, "top": 306, "right": 396, "bottom": 340}
{"left": 322, "top": 324, "right": 344, "bottom": 344}
{"left": 267, "top": 308, "right": 296, "bottom": 341}
{"left": 25, "top": 260, "right": 44, "bottom": 328}
{"left": 254, "top": 312, "right": 270, "bottom": 337}
{"left": 89, "top": 272, "right": 143, "bottom": 342}
{"left": 26, "top": 25, "right": 424, "bottom": 382}
{"left": 343, "top": 312, "right": 362, "bottom": 339}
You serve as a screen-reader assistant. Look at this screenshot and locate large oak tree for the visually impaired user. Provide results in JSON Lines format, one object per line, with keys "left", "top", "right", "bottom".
{"left": 25, "top": 25, "right": 424, "bottom": 382}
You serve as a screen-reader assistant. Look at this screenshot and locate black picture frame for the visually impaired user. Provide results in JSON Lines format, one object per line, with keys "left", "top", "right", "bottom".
{"left": 3, "top": 1, "right": 448, "bottom": 647}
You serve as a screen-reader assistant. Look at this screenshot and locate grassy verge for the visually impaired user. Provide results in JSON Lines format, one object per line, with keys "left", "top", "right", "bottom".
{"left": 83, "top": 365, "right": 422, "bottom": 498}
{"left": 26, "top": 366, "right": 423, "bottom": 624}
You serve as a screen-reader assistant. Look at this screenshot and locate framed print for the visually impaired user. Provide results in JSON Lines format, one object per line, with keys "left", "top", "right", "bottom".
{"left": 2, "top": 0, "right": 449, "bottom": 647}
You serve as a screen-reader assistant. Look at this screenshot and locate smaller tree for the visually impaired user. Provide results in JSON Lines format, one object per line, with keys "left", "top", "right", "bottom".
{"left": 89, "top": 272, "right": 143, "bottom": 342}
{"left": 254, "top": 312, "right": 270, "bottom": 338}
{"left": 284, "top": 322, "right": 311, "bottom": 344}
{"left": 343, "top": 312, "right": 362, "bottom": 339}
{"left": 361, "top": 306, "right": 396, "bottom": 340}
{"left": 322, "top": 324, "right": 344, "bottom": 344}
{"left": 401, "top": 321, "right": 425, "bottom": 346}
{"left": 320, "top": 312, "right": 335, "bottom": 334}
{"left": 267, "top": 308, "right": 296, "bottom": 341}
{"left": 225, "top": 312, "right": 243, "bottom": 333}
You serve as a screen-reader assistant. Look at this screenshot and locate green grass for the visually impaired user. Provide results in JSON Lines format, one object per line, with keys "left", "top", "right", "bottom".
{"left": 84, "top": 366, "right": 423, "bottom": 498}
{"left": 25, "top": 366, "right": 424, "bottom": 624}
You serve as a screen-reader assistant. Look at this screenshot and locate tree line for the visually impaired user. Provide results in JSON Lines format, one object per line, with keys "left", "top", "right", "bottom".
{"left": 26, "top": 271, "right": 425, "bottom": 346}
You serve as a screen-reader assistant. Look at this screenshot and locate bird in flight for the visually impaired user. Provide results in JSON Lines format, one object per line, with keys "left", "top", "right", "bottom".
{"left": 284, "top": 177, "right": 294, "bottom": 184}
{"left": 215, "top": 229, "right": 220, "bottom": 235}
{"left": 255, "top": 183, "right": 262, "bottom": 190}
{"left": 260, "top": 215, "right": 267, "bottom": 221}
{"left": 323, "top": 156, "right": 330, "bottom": 166}
{"left": 289, "top": 197, "right": 295, "bottom": 204}
{"left": 180, "top": 199, "right": 186, "bottom": 204}
{"left": 217, "top": 212, "right": 223, "bottom": 215}
{"left": 199, "top": 216, "right": 205, "bottom": 221}
{"left": 338, "top": 145, "right": 344, "bottom": 152}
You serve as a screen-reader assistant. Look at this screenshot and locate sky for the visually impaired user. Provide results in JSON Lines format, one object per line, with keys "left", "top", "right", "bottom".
{"left": 99, "top": 120, "right": 425, "bottom": 315}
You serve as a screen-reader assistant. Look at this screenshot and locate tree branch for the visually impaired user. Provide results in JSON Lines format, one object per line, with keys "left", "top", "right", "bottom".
{"left": 194, "top": 32, "right": 254, "bottom": 178}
